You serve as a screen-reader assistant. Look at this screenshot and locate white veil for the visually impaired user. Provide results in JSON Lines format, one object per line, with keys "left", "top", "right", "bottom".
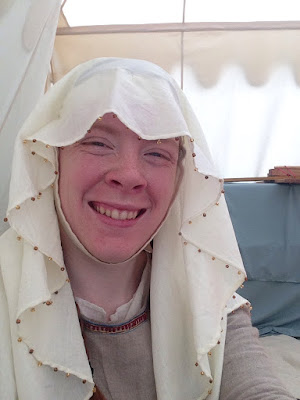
{"left": 1, "top": 58, "right": 247, "bottom": 400}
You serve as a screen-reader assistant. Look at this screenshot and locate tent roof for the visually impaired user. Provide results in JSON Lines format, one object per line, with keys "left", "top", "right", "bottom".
{"left": 52, "top": 0, "right": 300, "bottom": 87}
{"left": 53, "top": 19, "right": 300, "bottom": 87}
{"left": 62, "top": 0, "right": 300, "bottom": 26}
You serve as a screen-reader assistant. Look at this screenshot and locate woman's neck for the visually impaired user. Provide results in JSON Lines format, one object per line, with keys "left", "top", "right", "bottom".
{"left": 60, "top": 228, "right": 147, "bottom": 318}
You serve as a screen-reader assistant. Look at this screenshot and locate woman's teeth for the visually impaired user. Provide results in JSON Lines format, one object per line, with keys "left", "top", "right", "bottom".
{"left": 95, "top": 205, "right": 139, "bottom": 220}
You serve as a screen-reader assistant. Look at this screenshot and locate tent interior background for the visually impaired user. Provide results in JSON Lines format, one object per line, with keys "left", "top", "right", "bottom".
{"left": 1, "top": 0, "right": 300, "bottom": 396}
{"left": 2, "top": 0, "right": 300, "bottom": 227}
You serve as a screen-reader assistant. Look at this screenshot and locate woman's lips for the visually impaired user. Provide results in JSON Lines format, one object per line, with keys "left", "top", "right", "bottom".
{"left": 89, "top": 202, "right": 145, "bottom": 221}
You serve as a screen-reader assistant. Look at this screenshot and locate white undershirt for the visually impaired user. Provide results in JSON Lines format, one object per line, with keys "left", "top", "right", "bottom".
{"left": 75, "top": 258, "right": 151, "bottom": 324}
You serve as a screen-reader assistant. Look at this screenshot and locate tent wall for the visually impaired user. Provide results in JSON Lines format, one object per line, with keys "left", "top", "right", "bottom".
{"left": 51, "top": 19, "right": 300, "bottom": 179}
{"left": 53, "top": 22, "right": 300, "bottom": 87}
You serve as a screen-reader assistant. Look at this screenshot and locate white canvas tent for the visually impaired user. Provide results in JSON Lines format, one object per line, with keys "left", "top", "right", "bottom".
{"left": 2, "top": 0, "right": 300, "bottom": 228}
{"left": 53, "top": 0, "right": 300, "bottom": 181}
{"left": 1, "top": 1, "right": 300, "bottom": 397}
{"left": 1, "top": 1, "right": 300, "bottom": 225}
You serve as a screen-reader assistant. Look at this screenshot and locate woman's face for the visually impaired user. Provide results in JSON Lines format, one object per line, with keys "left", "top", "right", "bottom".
{"left": 58, "top": 113, "right": 179, "bottom": 263}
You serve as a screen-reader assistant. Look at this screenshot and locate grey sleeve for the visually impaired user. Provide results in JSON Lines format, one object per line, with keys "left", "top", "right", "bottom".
{"left": 219, "top": 306, "right": 296, "bottom": 400}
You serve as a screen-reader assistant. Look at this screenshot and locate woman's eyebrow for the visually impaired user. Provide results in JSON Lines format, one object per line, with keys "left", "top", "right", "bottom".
{"left": 91, "top": 122, "right": 114, "bottom": 134}
{"left": 156, "top": 138, "right": 180, "bottom": 150}
{"left": 81, "top": 135, "right": 106, "bottom": 141}
{"left": 89, "top": 123, "right": 180, "bottom": 150}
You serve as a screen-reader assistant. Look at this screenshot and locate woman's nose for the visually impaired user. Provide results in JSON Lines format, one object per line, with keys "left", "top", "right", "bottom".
{"left": 104, "top": 155, "right": 147, "bottom": 192}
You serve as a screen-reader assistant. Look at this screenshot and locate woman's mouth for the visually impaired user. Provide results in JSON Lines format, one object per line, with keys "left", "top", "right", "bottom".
{"left": 89, "top": 202, "right": 146, "bottom": 220}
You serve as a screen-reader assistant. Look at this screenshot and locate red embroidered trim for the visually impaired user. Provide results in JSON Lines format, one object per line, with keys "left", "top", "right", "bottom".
{"left": 80, "top": 310, "right": 148, "bottom": 334}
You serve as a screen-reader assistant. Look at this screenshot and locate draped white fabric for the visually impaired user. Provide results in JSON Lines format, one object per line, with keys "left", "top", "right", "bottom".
{"left": 1, "top": 57, "right": 247, "bottom": 400}
{"left": 0, "top": 0, "right": 61, "bottom": 235}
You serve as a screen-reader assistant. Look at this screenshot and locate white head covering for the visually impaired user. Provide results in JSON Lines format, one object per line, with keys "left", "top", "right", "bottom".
{"left": 2, "top": 58, "right": 247, "bottom": 400}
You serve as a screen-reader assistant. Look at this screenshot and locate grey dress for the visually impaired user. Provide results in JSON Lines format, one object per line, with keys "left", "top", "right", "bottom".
{"left": 79, "top": 305, "right": 295, "bottom": 400}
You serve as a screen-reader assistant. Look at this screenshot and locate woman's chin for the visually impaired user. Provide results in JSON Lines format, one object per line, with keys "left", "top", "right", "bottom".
{"left": 87, "top": 245, "right": 145, "bottom": 265}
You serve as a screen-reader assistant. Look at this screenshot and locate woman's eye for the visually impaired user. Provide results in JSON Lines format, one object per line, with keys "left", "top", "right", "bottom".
{"left": 82, "top": 141, "right": 110, "bottom": 148}
{"left": 91, "top": 141, "right": 106, "bottom": 147}
{"left": 148, "top": 152, "right": 165, "bottom": 158}
{"left": 146, "top": 151, "right": 171, "bottom": 162}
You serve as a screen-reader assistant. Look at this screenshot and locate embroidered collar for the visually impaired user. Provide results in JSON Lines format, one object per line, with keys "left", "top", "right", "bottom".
{"left": 79, "top": 309, "right": 149, "bottom": 335}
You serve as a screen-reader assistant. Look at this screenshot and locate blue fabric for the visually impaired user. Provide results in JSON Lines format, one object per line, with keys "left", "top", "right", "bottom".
{"left": 225, "top": 183, "right": 300, "bottom": 337}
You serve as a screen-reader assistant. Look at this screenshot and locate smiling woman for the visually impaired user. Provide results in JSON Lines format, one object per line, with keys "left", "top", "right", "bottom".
{"left": 58, "top": 113, "right": 179, "bottom": 263}
{"left": 0, "top": 58, "right": 296, "bottom": 400}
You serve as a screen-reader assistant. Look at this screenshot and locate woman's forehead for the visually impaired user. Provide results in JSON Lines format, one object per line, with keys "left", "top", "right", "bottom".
{"left": 86, "top": 112, "right": 181, "bottom": 148}
{"left": 90, "top": 112, "right": 126, "bottom": 133}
